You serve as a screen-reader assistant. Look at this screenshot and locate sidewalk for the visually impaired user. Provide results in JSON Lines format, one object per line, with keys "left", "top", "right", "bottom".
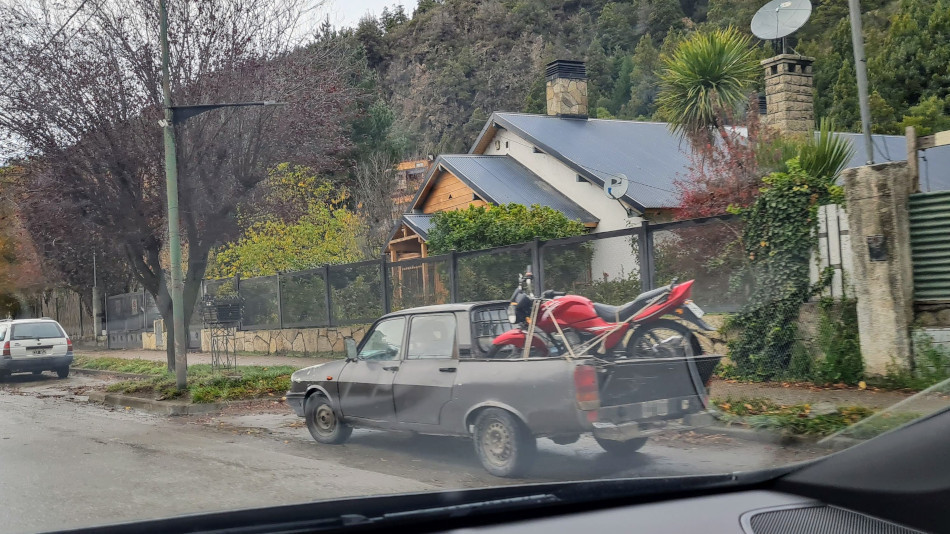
{"left": 709, "top": 378, "right": 950, "bottom": 412}
{"left": 74, "top": 347, "right": 335, "bottom": 369}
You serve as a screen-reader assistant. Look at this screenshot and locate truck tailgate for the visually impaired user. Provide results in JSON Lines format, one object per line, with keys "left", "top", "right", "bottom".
{"left": 598, "top": 354, "right": 721, "bottom": 408}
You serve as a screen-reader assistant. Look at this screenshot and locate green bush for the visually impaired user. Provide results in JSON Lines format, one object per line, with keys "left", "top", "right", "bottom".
{"left": 813, "top": 298, "right": 864, "bottom": 384}
{"left": 873, "top": 331, "right": 950, "bottom": 390}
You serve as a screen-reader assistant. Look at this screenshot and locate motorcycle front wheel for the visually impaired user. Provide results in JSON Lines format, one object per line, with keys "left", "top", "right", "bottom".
{"left": 625, "top": 319, "right": 703, "bottom": 359}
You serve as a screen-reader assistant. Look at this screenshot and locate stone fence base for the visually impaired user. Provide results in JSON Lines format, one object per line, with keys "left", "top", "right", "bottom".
{"left": 199, "top": 325, "right": 369, "bottom": 355}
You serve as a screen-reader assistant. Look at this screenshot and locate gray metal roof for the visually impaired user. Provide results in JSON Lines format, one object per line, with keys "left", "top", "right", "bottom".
{"left": 438, "top": 154, "right": 599, "bottom": 224}
{"left": 402, "top": 213, "right": 435, "bottom": 239}
{"left": 837, "top": 133, "right": 950, "bottom": 192}
{"left": 474, "top": 113, "right": 950, "bottom": 209}
{"left": 478, "top": 113, "right": 684, "bottom": 210}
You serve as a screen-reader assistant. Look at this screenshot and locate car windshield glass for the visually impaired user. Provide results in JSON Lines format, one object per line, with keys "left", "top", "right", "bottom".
{"left": 11, "top": 323, "right": 63, "bottom": 340}
{"left": 358, "top": 318, "right": 405, "bottom": 361}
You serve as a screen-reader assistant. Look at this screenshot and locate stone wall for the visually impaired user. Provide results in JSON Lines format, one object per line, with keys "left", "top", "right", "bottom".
{"left": 199, "top": 325, "right": 369, "bottom": 355}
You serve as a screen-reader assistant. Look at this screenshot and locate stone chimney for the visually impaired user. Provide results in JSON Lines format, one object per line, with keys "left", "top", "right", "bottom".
{"left": 545, "top": 60, "right": 588, "bottom": 119}
{"left": 761, "top": 54, "right": 815, "bottom": 135}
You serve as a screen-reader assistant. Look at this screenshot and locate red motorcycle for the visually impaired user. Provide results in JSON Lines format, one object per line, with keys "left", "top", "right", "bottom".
{"left": 487, "top": 268, "right": 712, "bottom": 360}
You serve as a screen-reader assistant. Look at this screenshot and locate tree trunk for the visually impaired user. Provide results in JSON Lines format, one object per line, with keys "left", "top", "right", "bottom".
{"left": 154, "top": 284, "right": 175, "bottom": 371}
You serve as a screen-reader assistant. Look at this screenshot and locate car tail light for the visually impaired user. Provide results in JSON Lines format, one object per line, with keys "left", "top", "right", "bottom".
{"left": 66, "top": 338, "right": 73, "bottom": 353}
{"left": 574, "top": 364, "right": 600, "bottom": 411}
{"left": 2, "top": 341, "right": 9, "bottom": 357}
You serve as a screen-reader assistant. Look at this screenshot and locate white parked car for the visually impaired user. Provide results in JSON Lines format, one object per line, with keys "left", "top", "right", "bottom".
{"left": 0, "top": 318, "right": 74, "bottom": 379}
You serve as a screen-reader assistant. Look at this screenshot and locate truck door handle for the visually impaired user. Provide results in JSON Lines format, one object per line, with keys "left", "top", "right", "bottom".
{"left": 383, "top": 366, "right": 399, "bottom": 371}
{"left": 439, "top": 367, "right": 457, "bottom": 373}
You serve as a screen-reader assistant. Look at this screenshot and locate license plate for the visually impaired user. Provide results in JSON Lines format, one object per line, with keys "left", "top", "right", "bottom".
{"left": 31, "top": 349, "right": 46, "bottom": 356}
{"left": 685, "top": 300, "right": 705, "bottom": 318}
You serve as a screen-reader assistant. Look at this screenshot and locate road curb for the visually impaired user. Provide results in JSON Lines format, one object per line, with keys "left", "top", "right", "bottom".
{"left": 691, "top": 423, "right": 863, "bottom": 450}
{"left": 71, "top": 368, "right": 155, "bottom": 380}
{"left": 86, "top": 391, "right": 228, "bottom": 416}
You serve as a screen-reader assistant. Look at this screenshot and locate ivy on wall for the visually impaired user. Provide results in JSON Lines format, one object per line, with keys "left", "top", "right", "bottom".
{"left": 723, "top": 158, "right": 845, "bottom": 380}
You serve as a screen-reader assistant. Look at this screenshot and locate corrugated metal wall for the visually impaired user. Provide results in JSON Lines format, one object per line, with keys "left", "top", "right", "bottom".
{"left": 910, "top": 191, "right": 950, "bottom": 302}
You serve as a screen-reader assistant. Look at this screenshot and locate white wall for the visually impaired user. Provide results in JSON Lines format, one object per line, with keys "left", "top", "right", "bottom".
{"left": 810, "top": 204, "right": 854, "bottom": 299}
{"left": 482, "top": 129, "right": 642, "bottom": 282}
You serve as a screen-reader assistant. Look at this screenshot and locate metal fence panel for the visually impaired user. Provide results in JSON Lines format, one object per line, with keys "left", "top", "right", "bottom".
{"left": 651, "top": 218, "right": 749, "bottom": 313}
{"left": 910, "top": 191, "right": 950, "bottom": 301}
{"left": 240, "top": 275, "right": 280, "bottom": 330}
{"left": 541, "top": 232, "right": 641, "bottom": 305}
{"left": 388, "top": 256, "right": 451, "bottom": 311}
{"left": 327, "top": 261, "right": 383, "bottom": 325}
{"left": 456, "top": 245, "right": 533, "bottom": 302}
{"left": 281, "top": 270, "right": 329, "bottom": 328}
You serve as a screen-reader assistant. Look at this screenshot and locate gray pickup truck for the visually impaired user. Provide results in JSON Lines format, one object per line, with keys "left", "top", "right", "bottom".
{"left": 286, "top": 301, "right": 719, "bottom": 477}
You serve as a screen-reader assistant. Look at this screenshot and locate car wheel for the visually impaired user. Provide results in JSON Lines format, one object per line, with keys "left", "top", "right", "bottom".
{"left": 595, "top": 436, "right": 648, "bottom": 454}
{"left": 305, "top": 395, "right": 352, "bottom": 445}
{"left": 473, "top": 408, "right": 536, "bottom": 477}
{"left": 0, "top": 370, "right": 9, "bottom": 382}
{"left": 56, "top": 367, "right": 69, "bottom": 379}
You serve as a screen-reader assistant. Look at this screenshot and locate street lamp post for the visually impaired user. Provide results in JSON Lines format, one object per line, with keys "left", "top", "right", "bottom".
{"left": 159, "top": 0, "right": 283, "bottom": 389}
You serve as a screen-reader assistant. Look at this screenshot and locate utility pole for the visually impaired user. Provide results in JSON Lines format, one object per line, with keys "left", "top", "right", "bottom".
{"left": 92, "top": 252, "right": 102, "bottom": 344}
{"left": 847, "top": 0, "right": 874, "bottom": 164}
{"left": 159, "top": 0, "right": 188, "bottom": 389}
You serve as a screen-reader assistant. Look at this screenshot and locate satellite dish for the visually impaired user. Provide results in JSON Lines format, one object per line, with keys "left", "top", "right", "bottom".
{"left": 751, "top": 0, "right": 812, "bottom": 41}
{"left": 605, "top": 174, "right": 628, "bottom": 200}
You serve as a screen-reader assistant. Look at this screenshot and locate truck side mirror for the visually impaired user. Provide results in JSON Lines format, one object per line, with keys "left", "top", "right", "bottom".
{"left": 344, "top": 337, "right": 357, "bottom": 361}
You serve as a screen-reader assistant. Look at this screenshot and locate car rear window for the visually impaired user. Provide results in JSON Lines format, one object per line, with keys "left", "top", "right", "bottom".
{"left": 470, "top": 306, "right": 511, "bottom": 355}
{"left": 11, "top": 322, "right": 65, "bottom": 340}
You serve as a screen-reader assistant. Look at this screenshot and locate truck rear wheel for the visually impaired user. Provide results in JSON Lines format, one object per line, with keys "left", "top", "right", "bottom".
{"left": 595, "top": 436, "right": 648, "bottom": 454}
{"left": 473, "top": 408, "right": 536, "bottom": 477}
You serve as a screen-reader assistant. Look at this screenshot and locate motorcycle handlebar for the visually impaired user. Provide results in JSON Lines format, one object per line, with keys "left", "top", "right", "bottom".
{"left": 542, "top": 290, "right": 566, "bottom": 298}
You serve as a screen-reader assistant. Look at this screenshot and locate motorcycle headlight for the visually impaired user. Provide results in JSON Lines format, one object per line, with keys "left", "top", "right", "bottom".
{"left": 507, "top": 303, "right": 518, "bottom": 324}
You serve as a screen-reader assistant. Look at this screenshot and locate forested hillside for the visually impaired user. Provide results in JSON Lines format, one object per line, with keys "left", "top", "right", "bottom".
{"left": 354, "top": 0, "right": 950, "bottom": 153}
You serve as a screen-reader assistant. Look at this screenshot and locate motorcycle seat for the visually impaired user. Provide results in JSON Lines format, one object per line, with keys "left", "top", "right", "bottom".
{"left": 593, "top": 286, "right": 669, "bottom": 322}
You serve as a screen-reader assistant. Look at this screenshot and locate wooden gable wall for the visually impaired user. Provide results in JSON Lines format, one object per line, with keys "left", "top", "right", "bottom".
{"left": 421, "top": 170, "right": 487, "bottom": 213}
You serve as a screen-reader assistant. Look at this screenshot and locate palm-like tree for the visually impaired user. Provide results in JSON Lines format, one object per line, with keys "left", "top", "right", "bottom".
{"left": 657, "top": 27, "right": 760, "bottom": 142}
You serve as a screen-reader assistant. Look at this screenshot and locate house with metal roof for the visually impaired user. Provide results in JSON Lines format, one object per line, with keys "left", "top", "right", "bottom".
{"left": 386, "top": 58, "right": 950, "bottom": 262}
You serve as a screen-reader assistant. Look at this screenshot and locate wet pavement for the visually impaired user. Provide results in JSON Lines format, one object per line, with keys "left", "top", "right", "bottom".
{"left": 0, "top": 372, "right": 829, "bottom": 533}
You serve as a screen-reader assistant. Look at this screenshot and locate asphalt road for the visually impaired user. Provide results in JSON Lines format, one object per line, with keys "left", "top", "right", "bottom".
{"left": 0, "top": 373, "right": 828, "bottom": 533}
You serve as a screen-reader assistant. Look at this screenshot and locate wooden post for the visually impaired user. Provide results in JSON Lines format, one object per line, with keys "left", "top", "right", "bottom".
{"left": 906, "top": 126, "right": 920, "bottom": 193}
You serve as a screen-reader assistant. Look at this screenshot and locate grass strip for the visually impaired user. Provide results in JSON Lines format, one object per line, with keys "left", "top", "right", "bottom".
{"left": 72, "top": 356, "right": 168, "bottom": 375}
{"left": 102, "top": 363, "right": 296, "bottom": 403}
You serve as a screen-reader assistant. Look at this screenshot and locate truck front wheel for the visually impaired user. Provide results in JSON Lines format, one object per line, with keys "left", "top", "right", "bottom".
{"left": 473, "top": 408, "right": 536, "bottom": 477}
{"left": 305, "top": 394, "right": 352, "bottom": 445}
{"left": 595, "top": 436, "right": 648, "bottom": 454}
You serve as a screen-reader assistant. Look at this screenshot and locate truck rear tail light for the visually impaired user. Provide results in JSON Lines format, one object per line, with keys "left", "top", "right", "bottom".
{"left": 2, "top": 341, "right": 9, "bottom": 357}
{"left": 574, "top": 364, "right": 600, "bottom": 411}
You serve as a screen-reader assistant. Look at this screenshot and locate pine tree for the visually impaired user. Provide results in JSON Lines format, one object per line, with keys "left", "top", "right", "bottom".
{"left": 626, "top": 34, "right": 661, "bottom": 118}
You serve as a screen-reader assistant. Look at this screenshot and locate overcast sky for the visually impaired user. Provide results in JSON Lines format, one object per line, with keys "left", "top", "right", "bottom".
{"left": 320, "top": 0, "right": 419, "bottom": 28}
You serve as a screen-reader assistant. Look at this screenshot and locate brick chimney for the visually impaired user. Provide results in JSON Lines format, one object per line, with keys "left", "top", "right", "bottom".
{"left": 761, "top": 54, "right": 815, "bottom": 135}
{"left": 545, "top": 60, "right": 588, "bottom": 119}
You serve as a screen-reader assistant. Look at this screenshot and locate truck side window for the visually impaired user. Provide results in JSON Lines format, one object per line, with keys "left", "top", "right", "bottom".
{"left": 358, "top": 318, "right": 405, "bottom": 361}
{"left": 407, "top": 314, "right": 457, "bottom": 360}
